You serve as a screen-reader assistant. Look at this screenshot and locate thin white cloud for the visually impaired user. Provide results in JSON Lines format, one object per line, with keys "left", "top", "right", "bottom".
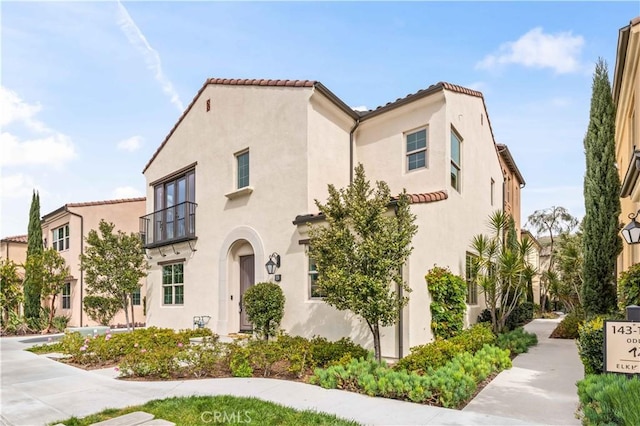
{"left": 0, "top": 86, "right": 77, "bottom": 168}
{"left": 117, "top": 135, "right": 143, "bottom": 152}
{"left": 112, "top": 186, "right": 144, "bottom": 199}
{"left": 0, "top": 132, "right": 76, "bottom": 168}
{"left": 351, "top": 105, "right": 368, "bottom": 112}
{"left": 465, "top": 81, "right": 488, "bottom": 93}
{"left": 0, "top": 86, "right": 47, "bottom": 132}
{"left": 116, "top": 1, "right": 184, "bottom": 112}
{"left": 0, "top": 173, "right": 43, "bottom": 199}
{"left": 476, "top": 27, "right": 584, "bottom": 74}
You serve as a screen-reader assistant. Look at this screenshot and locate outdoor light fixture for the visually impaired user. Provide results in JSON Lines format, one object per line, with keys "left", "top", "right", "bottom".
{"left": 621, "top": 210, "right": 640, "bottom": 244}
{"left": 265, "top": 252, "right": 281, "bottom": 275}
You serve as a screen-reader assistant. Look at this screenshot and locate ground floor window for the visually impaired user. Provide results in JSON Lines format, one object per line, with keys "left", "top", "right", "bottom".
{"left": 309, "top": 257, "right": 326, "bottom": 299}
{"left": 163, "top": 263, "right": 184, "bottom": 305}
{"left": 466, "top": 252, "right": 478, "bottom": 305}
{"left": 62, "top": 283, "right": 71, "bottom": 309}
{"left": 131, "top": 288, "right": 141, "bottom": 306}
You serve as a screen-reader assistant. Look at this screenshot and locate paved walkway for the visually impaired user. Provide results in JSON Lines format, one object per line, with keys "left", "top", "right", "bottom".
{"left": 464, "top": 317, "right": 584, "bottom": 425}
{"left": 1, "top": 318, "right": 583, "bottom": 426}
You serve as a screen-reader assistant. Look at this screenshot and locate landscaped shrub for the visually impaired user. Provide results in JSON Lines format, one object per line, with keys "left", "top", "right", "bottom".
{"left": 395, "top": 323, "right": 496, "bottom": 373}
{"left": 242, "top": 282, "right": 285, "bottom": 341}
{"left": 425, "top": 266, "right": 467, "bottom": 339}
{"left": 51, "top": 315, "right": 70, "bottom": 332}
{"left": 617, "top": 263, "right": 640, "bottom": 312}
{"left": 577, "top": 317, "right": 604, "bottom": 375}
{"left": 495, "top": 327, "right": 538, "bottom": 355}
{"left": 509, "top": 302, "right": 534, "bottom": 328}
{"left": 311, "top": 344, "right": 511, "bottom": 408}
{"left": 550, "top": 310, "right": 583, "bottom": 339}
{"left": 577, "top": 373, "right": 640, "bottom": 426}
{"left": 119, "top": 346, "right": 180, "bottom": 379}
{"left": 83, "top": 295, "right": 120, "bottom": 326}
{"left": 309, "top": 336, "right": 368, "bottom": 368}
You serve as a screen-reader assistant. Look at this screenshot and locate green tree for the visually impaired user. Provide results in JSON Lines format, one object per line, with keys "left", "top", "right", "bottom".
{"left": 526, "top": 206, "right": 578, "bottom": 312}
{"left": 83, "top": 295, "right": 121, "bottom": 326}
{"left": 308, "top": 164, "right": 418, "bottom": 362}
{"left": 79, "top": 220, "right": 148, "bottom": 330}
{"left": 470, "top": 211, "right": 536, "bottom": 334}
{"left": 425, "top": 266, "right": 466, "bottom": 339}
{"left": 582, "top": 59, "right": 621, "bottom": 316}
{"left": 0, "top": 258, "right": 23, "bottom": 325}
{"left": 25, "top": 249, "right": 70, "bottom": 333}
{"left": 242, "top": 282, "right": 285, "bottom": 341}
{"left": 553, "top": 231, "right": 584, "bottom": 312}
{"left": 23, "top": 190, "right": 43, "bottom": 320}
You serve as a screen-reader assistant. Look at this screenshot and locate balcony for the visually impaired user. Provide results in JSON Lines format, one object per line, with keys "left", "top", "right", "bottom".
{"left": 140, "top": 201, "right": 197, "bottom": 249}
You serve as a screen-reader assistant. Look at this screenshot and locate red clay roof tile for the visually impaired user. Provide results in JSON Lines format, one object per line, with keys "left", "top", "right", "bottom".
{"left": 66, "top": 197, "right": 146, "bottom": 208}
{"left": 1, "top": 235, "right": 28, "bottom": 244}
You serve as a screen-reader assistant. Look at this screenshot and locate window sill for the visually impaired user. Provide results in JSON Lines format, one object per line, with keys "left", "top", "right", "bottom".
{"left": 225, "top": 186, "right": 254, "bottom": 200}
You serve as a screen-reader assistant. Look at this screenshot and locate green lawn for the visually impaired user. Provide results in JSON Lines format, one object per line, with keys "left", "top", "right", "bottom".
{"left": 53, "top": 395, "right": 360, "bottom": 426}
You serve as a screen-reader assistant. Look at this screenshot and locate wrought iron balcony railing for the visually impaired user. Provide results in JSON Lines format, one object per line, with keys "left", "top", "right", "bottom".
{"left": 140, "top": 201, "right": 197, "bottom": 249}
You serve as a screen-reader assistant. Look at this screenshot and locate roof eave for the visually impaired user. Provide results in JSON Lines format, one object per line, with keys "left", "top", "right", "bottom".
{"left": 497, "top": 144, "right": 526, "bottom": 186}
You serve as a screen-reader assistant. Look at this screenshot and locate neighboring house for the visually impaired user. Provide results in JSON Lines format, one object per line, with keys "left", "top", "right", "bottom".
{"left": 41, "top": 198, "right": 146, "bottom": 327}
{"left": 497, "top": 144, "right": 525, "bottom": 235}
{"left": 0, "top": 235, "right": 28, "bottom": 316}
{"left": 521, "top": 229, "right": 542, "bottom": 305}
{"left": 141, "top": 78, "right": 504, "bottom": 358}
{"left": 616, "top": 16, "right": 640, "bottom": 274}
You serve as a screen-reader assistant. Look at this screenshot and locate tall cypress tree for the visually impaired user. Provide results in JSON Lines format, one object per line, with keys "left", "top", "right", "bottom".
{"left": 582, "top": 59, "right": 621, "bottom": 316}
{"left": 23, "top": 190, "right": 44, "bottom": 320}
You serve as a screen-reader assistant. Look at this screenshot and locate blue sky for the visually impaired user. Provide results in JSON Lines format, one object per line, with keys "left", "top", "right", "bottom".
{"left": 2, "top": 1, "right": 639, "bottom": 238}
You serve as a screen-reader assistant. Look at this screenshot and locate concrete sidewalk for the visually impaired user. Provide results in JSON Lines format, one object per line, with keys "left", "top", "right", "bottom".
{"left": 0, "top": 319, "right": 581, "bottom": 426}
{"left": 463, "top": 317, "right": 584, "bottom": 425}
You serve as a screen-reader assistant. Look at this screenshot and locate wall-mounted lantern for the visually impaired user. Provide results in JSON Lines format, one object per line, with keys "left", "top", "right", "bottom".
{"left": 621, "top": 211, "right": 640, "bottom": 244}
{"left": 265, "top": 252, "right": 281, "bottom": 281}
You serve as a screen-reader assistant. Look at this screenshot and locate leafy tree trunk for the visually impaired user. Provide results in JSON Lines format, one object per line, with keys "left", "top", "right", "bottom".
{"left": 45, "top": 295, "right": 57, "bottom": 334}
{"left": 24, "top": 191, "right": 43, "bottom": 320}
{"left": 369, "top": 321, "right": 382, "bottom": 362}
{"left": 122, "top": 294, "right": 131, "bottom": 331}
{"left": 582, "top": 59, "right": 621, "bottom": 316}
{"left": 130, "top": 296, "right": 135, "bottom": 331}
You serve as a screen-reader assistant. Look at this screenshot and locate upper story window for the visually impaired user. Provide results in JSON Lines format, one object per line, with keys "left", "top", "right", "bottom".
{"left": 53, "top": 224, "right": 69, "bottom": 251}
{"left": 451, "top": 128, "right": 462, "bottom": 192}
{"left": 406, "top": 128, "right": 427, "bottom": 171}
{"left": 153, "top": 169, "right": 196, "bottom": 242}
{"left": 236, "top": 150, "right": 250, "bottom": 189}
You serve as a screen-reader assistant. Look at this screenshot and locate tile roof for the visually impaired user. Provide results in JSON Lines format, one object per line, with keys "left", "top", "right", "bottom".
{"left": 43, "top": 197, "right": 146, "bottom": 220}
{"left": 207, "top": 78, "right": 316, "bottom": 87}
{"left": 142, "top": 78, "right": 493, "bottom": 173}
{"left": 1, "top": 235, "right": 28, "bottom": 244}
{"left": 293, "top": 190, "right": 448, "bottom": 225}
{"left": 66, "top": 197, "right": 146, "bottom": 208}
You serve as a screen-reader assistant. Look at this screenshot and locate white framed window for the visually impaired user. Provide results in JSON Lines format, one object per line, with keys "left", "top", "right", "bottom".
{"left": 308, "top": 257, "right": 325, "bottom": 299}
{"left": 406, "top": 128, "right": 427, "bottom": 171}
{"left": 162, "top": 263, "right": 184, "bottom": 305}
{"left": 62, "top": 283, "right": 71, "bottom": 310}
{"left": 466, "top": 252, "right": 478, "bottom": 305}
{"left": 131, "top": 288, "right": 141, "bottom": 306}
{"left": 236, "top": 150, "right": 250, "bottom": 189}
{"left": 53, "top": 225, "right": 69, "bottom": 252}
{"left": 451, "top": 128, "right": 462, "bottom": 192}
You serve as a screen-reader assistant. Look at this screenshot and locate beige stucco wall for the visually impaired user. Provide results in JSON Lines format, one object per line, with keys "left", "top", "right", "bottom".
{"left": 617, "top": 21, "right": 640, "bottom": 275}
{"left": 0, "top": 240, "right": 27, "bottom": 266}
{"left": 143, "top": 83, "right": 503, "bottom": 358}
{"left": 40, "top": 199, "right": 146, "bottom": 327}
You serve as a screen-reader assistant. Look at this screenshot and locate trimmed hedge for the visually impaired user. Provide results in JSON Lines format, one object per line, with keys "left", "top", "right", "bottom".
{"left": 577, "top": 373, "right": 640, "bottom": 426}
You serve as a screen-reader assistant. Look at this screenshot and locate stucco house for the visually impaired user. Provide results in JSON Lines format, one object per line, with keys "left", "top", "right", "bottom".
{"left": 497, "top": 144, "right": 525, "bottom": 236}
{"left": 41, "top": 197, "right": 146, "bottom": 327}
{"left": 141, "top": 78, "right": 508, "bottom": 358}
{"left": 616, "top": 16, "right": 640, "bottom": 273}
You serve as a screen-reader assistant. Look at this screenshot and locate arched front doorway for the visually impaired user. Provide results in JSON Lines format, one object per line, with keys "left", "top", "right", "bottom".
{"left": 217, "top": 226, "right": 265, "bottom": 336}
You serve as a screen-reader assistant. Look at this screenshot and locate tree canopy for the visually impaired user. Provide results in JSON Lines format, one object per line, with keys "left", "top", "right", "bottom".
{"left": 308, "top": 164, "right": 417, "bottom": 361}
{"left": 79, "top": 220, "right": 148, "bottom": 330}
{"left": 582, "top": 59, "right": 621, "bottom": 315}
{"left": 24, "top": 190, "right": 43, "bottom": 320}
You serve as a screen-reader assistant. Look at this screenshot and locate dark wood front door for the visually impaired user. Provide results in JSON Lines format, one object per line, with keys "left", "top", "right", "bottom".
{"left": 239, "top": 255, "right": 255, "bottom": 332}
